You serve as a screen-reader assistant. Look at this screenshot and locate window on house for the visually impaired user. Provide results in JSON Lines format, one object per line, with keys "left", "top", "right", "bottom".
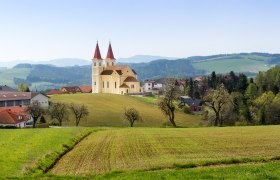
{"left": 107, "top": 81, "right": 109, "bottom": 88}
{"left": 0, "top": 101, "right": 5, "bottom": 107}
{"left": 131, "top": 85, "right": 134, "bottom": 88}
{"left": 115, "top": 82, "right": 117, "bottom": 88}
{"left": 94, "top": 82, "right": 96, "bottom": 85}
{"left": 126, "top": 89, "right": 128, "bottom": 93}
{"left": 102, "top": 81, "right": 105, "bottom": 88}
{"left": 7, "top": 100, "right": 14, "bottom": 106}
{"left": 15, "top": 100, "right": 21, "bottom": 106}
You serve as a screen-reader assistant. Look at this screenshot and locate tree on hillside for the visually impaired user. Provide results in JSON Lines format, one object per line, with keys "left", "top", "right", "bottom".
{"left": 123, "top": 108, "right": 142, "bottom": 127}
{"left": 204, "top": 84, "right": 233, "bottom": 126}
{"left": 236, "top": 73, "right": 248, "bottom": 94}
{"left": 245, "top": 82, "right": 258, "bottom": 105}
{"left": 18, "top": 83, "right": 30, "bottom": 92}
{"left": 158, "top": 79, "right": 179, "bottom": 127}
{"left": 69, "top": 103, "right": 89, "bottom": 126}
{"left": 25, "top": 101, "right": 45, "bottom": 128}
{"left": 210, "top": 71, "right": 217, "bottom": 89}
{"left": 48, "top": 102, "right": 68, "bottom": 126}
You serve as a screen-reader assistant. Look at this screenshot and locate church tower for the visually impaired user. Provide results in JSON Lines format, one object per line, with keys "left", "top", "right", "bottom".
{"left": 105, "top": 42, "right": 116, "bottom": 67}
{"left": 92, "top": 42, "right": 103, "bottom": 93}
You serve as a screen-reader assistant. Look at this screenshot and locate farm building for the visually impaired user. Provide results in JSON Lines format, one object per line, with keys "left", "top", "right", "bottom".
{"left": 179, "top": 96, "right": 204, "bottom": 112}
{"left": 0, "top": 92, "right": 49, "bottom": 108}
{"left": 0, "top": 85, "right": 17, "bottom": 92}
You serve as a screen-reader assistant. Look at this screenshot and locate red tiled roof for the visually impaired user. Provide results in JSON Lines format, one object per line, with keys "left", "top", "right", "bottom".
{"left": 124, "top": 76, "right": 139, "bottom": 82}
{"left": 47, "top": 90, "right": 62, "bottom": 95}
{"left": 106, "top": 42, "right": 115, "bottom": 60}
{"left": 93, "top": 42, "right": 103, "bottom": 60}
{"left": 119, "top": 83, "right": 129, "bottom": 88}
{"left": 0, "top": 109, "right": 27, "bottom": 124}
{"left": 61, "top": 86, "right": 81, "bottom": 93}
{"left": 79, "top": 86, "right": 92, "bottom": 93}
{"left": 0, "top": 107, "right": 27, "bottom": 114}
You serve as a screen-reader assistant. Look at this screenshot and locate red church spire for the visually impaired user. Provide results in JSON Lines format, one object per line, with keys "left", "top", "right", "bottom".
{"left": 93, "top": 41, "right": 102, "bottom": 60}
{"left": 106, "top": 42, "right": 115, "bottom": 60}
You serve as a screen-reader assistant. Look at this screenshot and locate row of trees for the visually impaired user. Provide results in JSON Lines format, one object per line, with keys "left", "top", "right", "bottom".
{"left": 201, "top": 66, "right": 280, "bottom": 126}
{"left": 26, "top": 101, "right": 89, "bottom": 128}
{"left": 156, "top": 66, "right": 280, "bottom": 127}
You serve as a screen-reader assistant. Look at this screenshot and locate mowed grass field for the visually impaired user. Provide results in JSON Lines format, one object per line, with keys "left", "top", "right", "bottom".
{"left": 0, "top": 128, "right": 89, "bottom": 178}
{"left": 50, "top": 126, "right": 280, "bottom": 176}
{"left": 50, "top": 93, "right": 203, "bottom": 127}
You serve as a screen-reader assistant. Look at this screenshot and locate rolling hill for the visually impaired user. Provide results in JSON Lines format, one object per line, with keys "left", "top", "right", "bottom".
{"left": 50, "top": 93, "right": 203, "bottom": 127}
{"left": 0, "top": 53, "right": 279, "bottom": 90}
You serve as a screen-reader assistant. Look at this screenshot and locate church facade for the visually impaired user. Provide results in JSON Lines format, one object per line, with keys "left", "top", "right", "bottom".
{"left": 92, "top": 42, "right": 141, "bottom": 95}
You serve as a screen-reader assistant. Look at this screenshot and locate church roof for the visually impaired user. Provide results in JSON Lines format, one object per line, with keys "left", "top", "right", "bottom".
{"left": 93, "top": 42, "right": 102, "bottom": 60}
{"left": 101, "top": 70, "right": 114, "bottom": 75}
{"left": 124, "top": 76, "right": 139, "bottom": 82}
{"left": 119, "top": 83, "right": 129, "bottom": 88}
{"left": 106, "top": 42, "right": 115, "bottom": 60}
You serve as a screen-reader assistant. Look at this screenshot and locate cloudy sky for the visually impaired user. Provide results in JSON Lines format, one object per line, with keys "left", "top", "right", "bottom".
{"left": 0, "top": 0, "right": 280, "bottom": 61}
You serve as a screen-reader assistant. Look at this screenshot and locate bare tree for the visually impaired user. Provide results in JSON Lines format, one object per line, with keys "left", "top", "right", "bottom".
{"left": 48, "top": 102, "right": 68, "bottom": 126}
{"left": 158, "top": 79, "right": 179, "bottom": 127}
{"left": 124, "top": 108, "right": 142, "bottom": 127}
{"left": 204, "top": 84, "right": 232, "bottom": 126}
{"left": 25, "top": 101, "right": 45, "bottom": 128}
{"left": 69, "top": 103, "right": 89, "bottom": 126}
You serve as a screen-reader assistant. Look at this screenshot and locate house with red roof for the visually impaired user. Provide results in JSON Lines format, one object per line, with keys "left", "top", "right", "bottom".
{"left": 79, "top": 86, "right": 92, "bottom": 93}
{"left": 0, "top": 107, "right": 32, "bottom": 128}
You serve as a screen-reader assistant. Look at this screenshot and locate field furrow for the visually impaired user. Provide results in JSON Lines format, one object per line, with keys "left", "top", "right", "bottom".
{"left": 49, "top": 126, "right": 280, "bottom": 176}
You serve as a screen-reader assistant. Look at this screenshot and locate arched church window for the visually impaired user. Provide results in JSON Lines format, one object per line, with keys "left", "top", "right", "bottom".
{"left": 99, "top": 62, "right": 101, "bottom": 66}
{"left": 107, "top": 62, "right": 109, "bottom": 66}
{"left": 115, "top": 82, "right": 117, "bottom": 88}
{"left": 112, "top": 62, "right": 114, "bottom": 66}
{"left": 94, "top": 62, "right": 96, "bottom": 66}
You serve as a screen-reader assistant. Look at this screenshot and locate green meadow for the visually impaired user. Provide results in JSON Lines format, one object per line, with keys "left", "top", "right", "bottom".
{"left": 50, "top": 93, "right": 203, "bottom": 127}
{"left": 0, "top": 128, "right": 91, "bottom": 178}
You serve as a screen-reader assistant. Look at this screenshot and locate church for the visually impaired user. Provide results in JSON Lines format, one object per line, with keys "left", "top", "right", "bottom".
{"left": 92, "top": 42, "right": 141, "bottom": 94}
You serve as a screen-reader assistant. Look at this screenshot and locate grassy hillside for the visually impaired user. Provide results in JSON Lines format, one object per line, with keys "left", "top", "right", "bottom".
{"left": 0, "top": 128, "right": 89, "bottom": 178}
{"left": 0, "top": 67, "right": 31, "bottom": 87}
{"left": 50, "top": 94, "right": 202, "bottom": 127}
{"left": 49, "top": 126, "right": 280, "bottom": 176}
{"left": 192, "top": 54, "right": 272, "bottom": 74}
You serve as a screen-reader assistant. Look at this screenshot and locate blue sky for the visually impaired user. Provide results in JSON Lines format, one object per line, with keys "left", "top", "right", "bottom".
{"left": 0, "top": 0, "right": 280, "bottom": 61}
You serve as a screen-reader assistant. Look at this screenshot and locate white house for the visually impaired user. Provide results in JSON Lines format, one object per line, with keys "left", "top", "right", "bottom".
{"left": 143, "top": 80, "right": 163, "bottom": 94}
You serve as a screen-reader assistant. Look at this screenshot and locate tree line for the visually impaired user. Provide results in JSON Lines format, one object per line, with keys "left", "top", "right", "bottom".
{"left": 26, "top": 101, "right": 89, "bottom": 128}
{"left": 156, "top": 66, "right": 280, "bottom": 127}
{"left": 185, "top": 66, "right": 280, "bottom": 126}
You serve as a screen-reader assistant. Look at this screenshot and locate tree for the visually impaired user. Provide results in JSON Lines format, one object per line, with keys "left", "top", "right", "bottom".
{"left": 204, "top": 84, "right": 232, "bottom": 126}
{"left": 18, "top": 83, "right": 30, "bottom": 92}
{"left": 245, "top": 82, "right": 258, "bottom": 105}
{"left": 48, "top": 102, "right": 68, "bottom": 126}
{"left": 210, "top": 71, "right": 217, "bottom": 89}
{"left": 158, "top": 79, "right": 179, "bottom": 127}
{"left": 236, "top": 73, "right": 248, "bottom": 94}
{"left": 25, "top": 101, "right": 45, "bottom": 128}
{"left": 251, "top": 91, "right": 275, "bottom": 125}
{"left": 188, "top": 78, "right": 194, "bottom": 98}
{"left": 123, "top": 108, "right": 142, "bottom": 127}
{"left": 69, "top": 103, "right": 89, "bottom": 126}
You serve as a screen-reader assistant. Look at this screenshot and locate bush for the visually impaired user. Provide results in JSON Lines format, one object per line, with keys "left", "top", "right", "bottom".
{"left": 39, "top": 116, "right": 46, "bottom": 123}
{"left": 183, "top": 106, "right": 192, "bottom": 114}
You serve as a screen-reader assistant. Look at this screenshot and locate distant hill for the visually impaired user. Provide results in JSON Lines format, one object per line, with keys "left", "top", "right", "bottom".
{"left": 0, "top": 53, "right": 279, "bottom": 91}
{"left": 0, "top": 58, "right": 91, "bottom": 68}
{"left": 117, "top": 55, "right": 177, "bottom": 63}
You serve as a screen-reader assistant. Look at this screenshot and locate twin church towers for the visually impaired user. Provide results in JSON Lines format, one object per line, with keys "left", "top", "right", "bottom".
{"left": 91, "top": 42, "right": 141, "bottom": 94}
